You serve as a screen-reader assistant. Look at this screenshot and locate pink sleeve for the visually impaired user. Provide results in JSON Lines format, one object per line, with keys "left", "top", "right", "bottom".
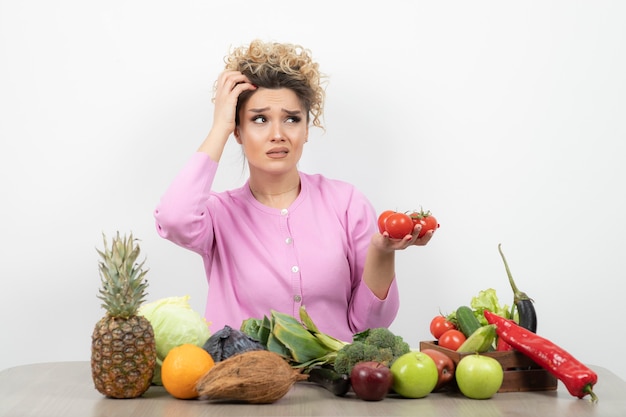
{"left": 153, "top": 152, "right": 218, "bottom": 254}
{"left": 344, "top": 189, "right": 400, "bottom": 332}
{"left": 349, "top": 278, "right": 400, "bottom": 331}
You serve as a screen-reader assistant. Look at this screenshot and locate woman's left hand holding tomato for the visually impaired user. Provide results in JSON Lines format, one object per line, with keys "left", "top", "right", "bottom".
{"left": 364, "top": 209, "right": 437, "bottom": 299}
{"left": 372, "top": 223, "right": 434, "bottom": 252}
{"left": 373, "top": 209, "right": 437, "bottom": 251}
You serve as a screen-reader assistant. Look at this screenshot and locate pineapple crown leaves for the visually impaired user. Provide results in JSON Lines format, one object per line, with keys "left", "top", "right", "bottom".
{"left": 96, "top": 231, "right": 149, "bottom": 318}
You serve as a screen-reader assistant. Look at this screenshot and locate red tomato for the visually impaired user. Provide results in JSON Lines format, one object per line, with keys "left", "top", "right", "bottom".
{"left": 377, "top": 210, "right": 395, "bottom": 234}
{"left": 384, "top": 212, "right": 414, "bottom": 239}
{"left": 429, "top": 316, "right": 456, "bottom": 340}
{"left": 410, "top": 210, "right": 440, "bottom": 238}
{"left": 438, "top": 329, "right": 466, "bottom": 351}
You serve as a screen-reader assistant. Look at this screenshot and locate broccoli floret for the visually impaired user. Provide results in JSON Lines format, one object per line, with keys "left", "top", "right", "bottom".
{"left": 334, "top": 342, "right": 393, "bottom": 375}
{"left": 360, "top": 328, "right": 397, "bottom": 349}
{"left": 391, "top": 335, "right": 411, "bottom": 357}
{"left": 354, "top": 328, "right": 411, "bottom": 357}
{"left": 333, "top": 328, "right": 411, "bottom": 375}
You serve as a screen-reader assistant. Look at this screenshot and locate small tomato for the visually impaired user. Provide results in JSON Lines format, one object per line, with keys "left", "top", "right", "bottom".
{"left": 429, "top": 316, "right": 456, "bottom": 340}
{"left": 384, "top": 212, "right": 414, "bottom": 239}
{"left": 377, "top": 210, "right": 395, "bottom": 234}
{"left": 438, "top": 329, "right": 466, "bottom": 351}
{"left": 410, "top": 210, "right": 440, "bottom": 238}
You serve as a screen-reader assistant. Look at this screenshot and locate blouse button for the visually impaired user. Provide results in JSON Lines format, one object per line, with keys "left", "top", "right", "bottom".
{"left": 285, "top": 237, "right": 293, "bottom": 244}
{"left": 294, "top": 295, "right": 302, "bottom": 303}
{"left": 291, "top": 266, "right": 299, "bottom": 273}
{"left": 281, "top": 208, "right": 289, "bottom": 216}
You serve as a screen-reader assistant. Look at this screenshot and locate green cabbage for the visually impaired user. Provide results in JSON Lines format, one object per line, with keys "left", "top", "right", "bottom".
{"left": 138, "top": 295, "right": 211, "bottom": 385}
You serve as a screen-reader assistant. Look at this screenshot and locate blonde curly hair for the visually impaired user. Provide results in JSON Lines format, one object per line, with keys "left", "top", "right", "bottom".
{"left": 220, "top": 39, "right": 326, "bottom": 129}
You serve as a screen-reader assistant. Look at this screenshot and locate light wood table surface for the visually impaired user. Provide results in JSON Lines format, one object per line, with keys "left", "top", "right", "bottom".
{"left": 1, "top": 361, "right": 624, "bottom": 417}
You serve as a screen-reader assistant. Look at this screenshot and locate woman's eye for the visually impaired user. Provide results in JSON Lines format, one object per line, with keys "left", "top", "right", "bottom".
{"left": 252, "top": 116, "right": 266, "bottom": 124}
{"left": 286, "top": 116, "right": 301, "bottom": 123}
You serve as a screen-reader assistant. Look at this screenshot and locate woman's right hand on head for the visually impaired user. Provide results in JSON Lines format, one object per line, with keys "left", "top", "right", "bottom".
{"left": 211, "top": 70, "right": 257, "bottom": 136}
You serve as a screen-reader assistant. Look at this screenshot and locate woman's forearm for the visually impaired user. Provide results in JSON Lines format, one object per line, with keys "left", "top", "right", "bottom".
{"left": 197, "top": 126, "right": 231, "bottom": 162}
{"left": 362, "top": 242, "right": 396, "bottom": 300}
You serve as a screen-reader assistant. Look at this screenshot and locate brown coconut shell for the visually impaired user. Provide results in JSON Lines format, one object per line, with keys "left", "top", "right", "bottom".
{"left": 196, "top": 350, "right": 308, "bottom": 404}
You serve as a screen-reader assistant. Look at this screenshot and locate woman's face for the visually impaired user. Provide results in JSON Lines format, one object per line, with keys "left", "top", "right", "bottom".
{"left": 234, "top": 87, "right": 309, "bottom": 176}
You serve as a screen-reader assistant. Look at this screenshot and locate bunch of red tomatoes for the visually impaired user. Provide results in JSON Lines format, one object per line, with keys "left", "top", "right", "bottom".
{"left": 430, "top": 316, "right": 466, "bottom": 350}
{"left": 377, "top": 209, "right": 440, "bottom": 239}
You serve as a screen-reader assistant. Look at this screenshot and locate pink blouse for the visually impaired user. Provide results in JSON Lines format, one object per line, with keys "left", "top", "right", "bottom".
{"left": 154, "top": 152, "right": 399, "bottom": 342}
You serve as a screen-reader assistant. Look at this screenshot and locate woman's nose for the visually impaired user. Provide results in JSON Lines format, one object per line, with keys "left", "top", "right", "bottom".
{"left": 270, "top": 124, "right": 285, "bottom": 141}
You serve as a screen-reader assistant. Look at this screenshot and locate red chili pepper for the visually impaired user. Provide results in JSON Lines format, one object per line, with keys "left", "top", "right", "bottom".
{"left": 496, "top": 336, "right": 514, "bottom": 352}
{"left": 484, "top": 310, "right": 598, "bottom": 402}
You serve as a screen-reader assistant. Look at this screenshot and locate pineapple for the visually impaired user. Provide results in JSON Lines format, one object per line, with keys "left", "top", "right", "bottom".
{"left": 91, "top": 232, "right": 156, "bottom": 398}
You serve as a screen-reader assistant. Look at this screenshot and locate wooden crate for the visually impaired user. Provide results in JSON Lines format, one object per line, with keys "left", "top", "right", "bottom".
{"left": 419, "top": 340, "right": 558, "bottom": 393}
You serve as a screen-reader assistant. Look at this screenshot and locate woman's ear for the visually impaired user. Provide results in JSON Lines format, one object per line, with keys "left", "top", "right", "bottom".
{"left": 234, "top": 126, "right": 242, "bottom": 144}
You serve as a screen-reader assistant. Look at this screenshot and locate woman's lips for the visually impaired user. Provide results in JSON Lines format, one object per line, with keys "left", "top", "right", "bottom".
{"left": 267, "top": 147, "right": 289, "bottom": 158}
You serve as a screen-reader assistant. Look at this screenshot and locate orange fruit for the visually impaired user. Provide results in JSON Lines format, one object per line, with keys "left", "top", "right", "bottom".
{"left": 161, "top": 343, "right": 215, "bottom": 399}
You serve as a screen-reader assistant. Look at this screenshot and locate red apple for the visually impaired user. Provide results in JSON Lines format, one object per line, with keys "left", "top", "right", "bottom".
{"left": 350, "top": 361, "right": 393, "bottom": 401}
{"left": 421, "top": 349, "right": 455, "bottom": 391}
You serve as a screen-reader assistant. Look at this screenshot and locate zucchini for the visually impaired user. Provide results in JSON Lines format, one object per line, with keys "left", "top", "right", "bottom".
{"left": 307, "top": 366, "right": 350, "bottom": 396}
{"left": 456, "top": 306, "right": 482, "bottom": 338}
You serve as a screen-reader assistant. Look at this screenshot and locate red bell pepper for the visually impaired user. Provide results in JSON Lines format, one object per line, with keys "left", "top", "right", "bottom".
{"left": 484, "top": 310, "right": 598, "bottom": 402}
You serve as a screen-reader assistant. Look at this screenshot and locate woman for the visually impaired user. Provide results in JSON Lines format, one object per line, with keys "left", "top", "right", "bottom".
{"left": 154, "top": 40, "right": 434, "bottom": 342}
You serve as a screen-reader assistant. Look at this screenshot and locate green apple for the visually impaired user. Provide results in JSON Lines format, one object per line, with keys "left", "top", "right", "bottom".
{"left": 390, "top": 351, "right": 438, "bottom": 398}
{"left": 455, "top": 354, "right": 504, "bottom": 399}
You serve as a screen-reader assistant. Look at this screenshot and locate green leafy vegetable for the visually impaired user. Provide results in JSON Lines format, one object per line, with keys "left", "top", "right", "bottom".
{"left": 447, "top": 288, "right": 513, "bottom": 327}
{"left": 241, "top": 306, "right": 348, "bottom": 371}
{"left": 470, "top": 288, "right": 512, "bottom": 325}
{"left": 138, "top": 295, "right": 211, "bottom": 384}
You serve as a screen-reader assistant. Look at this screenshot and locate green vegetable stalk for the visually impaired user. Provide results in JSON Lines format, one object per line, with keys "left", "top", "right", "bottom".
{"left": 241, "top": 306, "right": 348, "bottom": 370}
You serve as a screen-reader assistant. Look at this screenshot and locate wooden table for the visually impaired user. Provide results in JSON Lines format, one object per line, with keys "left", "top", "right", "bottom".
{"left": 1, "top": 361, "right": 624, "bottom": 417}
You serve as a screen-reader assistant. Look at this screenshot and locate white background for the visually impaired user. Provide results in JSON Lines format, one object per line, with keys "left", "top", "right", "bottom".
{"left": 2, "top": 1, "right": 625, "bottom": 382}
